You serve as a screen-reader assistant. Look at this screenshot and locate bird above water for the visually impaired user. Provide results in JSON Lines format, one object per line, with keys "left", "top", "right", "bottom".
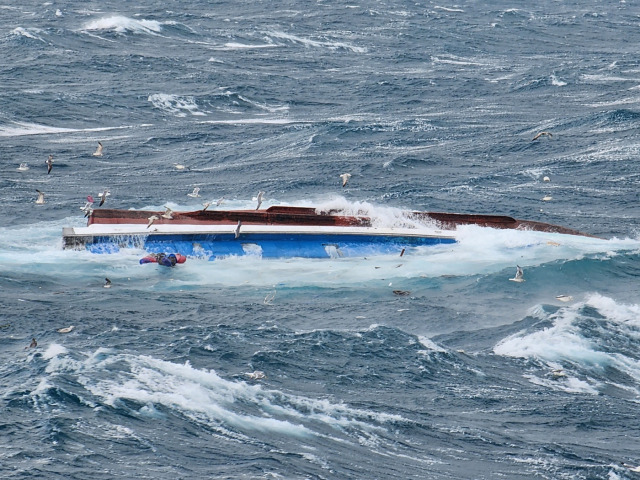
{"left": 509, "top": 265, "right": 525, "bottom": 282}
{"left": 532, "top": 131, "right": 552, "bottom": 141}
{"left": 92, "top": 141, "right": 103, "bottom": 156}
{"left": 97, "top": 189, "right": 110, "bottom": 207}
{"left": 255, "top": 191, "right": 264, "bottom": 210}
{"left": 340, "top": 173, "right": 351, "bottom": 187}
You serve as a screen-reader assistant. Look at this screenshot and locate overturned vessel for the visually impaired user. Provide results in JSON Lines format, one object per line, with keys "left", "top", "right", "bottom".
{"left": 62, "top": 206, "right": 593, "bottom": 259}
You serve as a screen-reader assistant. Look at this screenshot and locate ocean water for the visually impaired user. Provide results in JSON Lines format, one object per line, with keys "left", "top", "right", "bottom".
{"left": 2, "top": 1, "right": 640, "bottom": 479}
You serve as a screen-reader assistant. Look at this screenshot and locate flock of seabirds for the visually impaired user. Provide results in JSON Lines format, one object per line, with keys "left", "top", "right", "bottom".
{"left": 16, "top": 132, "right": 572, "bottom": 346}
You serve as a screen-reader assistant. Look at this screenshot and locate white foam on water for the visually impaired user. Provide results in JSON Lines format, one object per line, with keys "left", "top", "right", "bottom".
{"left": 2, "top": 199, "right": 639, "bottom": 288}
{"left": 266, "top": 30, "right": 367, "bottom": 53}
{"left": 42, "top": 351, "right": 404, "bottom": 442}
{"left": 82, "top": 16, "right": 164, "bottom": 35}
{"left": 148, "top": 93, "right": 206, "bottom": 117}
{"left": 42, "top": 343, "right": 68, "bottom": 361}
{"left": 494, "top": 294, "right": 640, "bottom": 394}
{"left": 10, "top": 27, "right": 45, "bottom": 42}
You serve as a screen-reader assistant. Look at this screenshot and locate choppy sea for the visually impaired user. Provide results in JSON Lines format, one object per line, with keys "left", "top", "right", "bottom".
{"left": 2, "top": 1, "right": 640, "bottom": 479}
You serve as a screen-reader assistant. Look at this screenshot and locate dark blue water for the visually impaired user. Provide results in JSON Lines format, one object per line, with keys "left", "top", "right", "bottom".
{"left": 2, "top": 1, "right": 640, "bottom": 478}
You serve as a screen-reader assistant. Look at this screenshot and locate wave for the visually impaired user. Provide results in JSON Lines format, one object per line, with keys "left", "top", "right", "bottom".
{"left": 148, "top": 91, "right": 289, "bottom": 118}
{"left": 82, "top": 16, "right": 165, "bottom": 35}
{"left": 148, "top": 94, "right": 206, "bottom": 117}
{"left": 9, "top": 27, "right": 46, "bottom": 43}
{"left": 40, "top": 348, "right": 404, "bottom": 443}
{"left": 265, "top": 30, "right": 367, "bottom": 53}
{"left": 494, "top": 294, "right": 640, "bottom": 395}
{"left": 0, "top": 121, "right": 139, "bottom": 138}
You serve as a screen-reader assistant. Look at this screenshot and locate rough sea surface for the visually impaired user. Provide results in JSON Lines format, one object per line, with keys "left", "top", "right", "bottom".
{"left": 2, "top": 1, "right": 640, "bottom": 479}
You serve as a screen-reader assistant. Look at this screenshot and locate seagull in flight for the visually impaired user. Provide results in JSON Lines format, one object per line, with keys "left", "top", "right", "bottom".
{"left": 255, "top": 191, "right": 264, "bottom": 210}
{"left": 264, "top": 290, "right": 276, "bottom": 305}
{"left": 161, "top": 206, "right": 174, "bottom": 219}
{"left": 81, "top": 195, "right": 95, "bottom": 216}
{"left": 532, "top": 131, "right": 552, "bottom": 141}
{"left": 35, "top": 189, "right": 45, "bottom": 204}
{"left": 97, "top": 189, "right": 110, "bottom": 206}
{"left": 555, "top": 295, "right": 573, "bottom": 302}
{"left": 509, "top": 265, "right": 525, "bottom": 282}
{"left": 147, "top": 215, "right": 160, "bottom": 228}
{"left": 201, "top": 201, "right": 211, "bottom": 212}
{"left": 92, "top": 141, "right": 103, "bottom": 156}
{"left": 340, "top": 173, "right": 351, "bottom": 187}
{"left": 234, "top": 220, "right": 242, "bottom": 238}
{"left": 80, "top": 201, "right": 93, "bottom": 217}
{"left": 216, "top": 196, "right": 225, "bottom": 206}
{"left": 46, "top": 155, "right": 53, "bottom": 174}
{"left": 187, "top": 187, "right": 200, "bottom": 198}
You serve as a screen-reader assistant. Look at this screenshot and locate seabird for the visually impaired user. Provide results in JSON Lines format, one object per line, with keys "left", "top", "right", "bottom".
{"left": 97, "top": 189, "right": 110, "bottom": 206}
{"left": 46, "top": 155, "right": 53, "bottom": 174}
{"left": 35, "top": 189, "right": 45, "bottom": 204}
{"left": 255, "top": 191, "right": 264, "bottom": 210}
{"left": 542, "top": 195, "right": 553, "bottom": 201}
{"left": 393, "top": 290, "right": 411, "bottom": 296}
{"left": 80, "top": 201, "right": 93, "bottom": 216}
{"left": 57, "top": 325, "right": 74, "bottom": 333}
{"left": 103, "top": 278, "right": 112, "bottom": 288}
{"left": 147, "top": 215, "right": 160, "bottom": 228}
{"left": 25, "top": 338, "right": 37, "bottom": 349}
{"left": 543, "top": 176, "right": 550, "bottom": 182}
{"left": 201, "top": 201, "right": 211, "bottom": 212}
{"left": 17, "top": 163, "right": 29, "bottom": 171}
{"left": 187, "top": 187, "right": 200, "bottom": 198}
{"left": 245, "top": 371, "right": 266, "bottom": 380}
{"left": 264, "top": 291, "right": 276, "bottom": 305}
{"left": 161, "top": 206, "right": 174, "bottom": 219}
{"left": 532, "top": 131, "right": 552, "bottom": 141}
{"left": 509, "top": 265, "right": 525, "bottom": 282}
{"left": 216, "top": 196, "right": 225, "bottom": 206}
{"left": 340, "top": 173, "right": 351, "bottom": 187}
{"left": 92, "top": 141, "right": 103, "bottom": 156}
{"left": 234, "top": 220, "right": 242, "bottom": 238}
{"left": 622, "top": 463, "right": 640, "bottom": 473}
{"left": 173, "top": 163, "right": 188, "bottom": 171}
{"left": 555, "top": 295, "right": 573, "bottom": 302}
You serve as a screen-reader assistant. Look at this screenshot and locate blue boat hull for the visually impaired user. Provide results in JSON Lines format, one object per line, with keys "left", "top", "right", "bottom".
{"left": 85, "top": 232, "right": 456, "bottom": 259}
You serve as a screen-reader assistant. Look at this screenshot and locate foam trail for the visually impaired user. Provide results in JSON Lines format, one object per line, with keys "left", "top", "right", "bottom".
{"left": 45, "top": 351, "right": 403, "bottom": 440}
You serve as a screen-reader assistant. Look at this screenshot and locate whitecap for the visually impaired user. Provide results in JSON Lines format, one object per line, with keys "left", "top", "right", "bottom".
{"left": 148, "top": 93, "right": 206, "bottom": 117}
{"left": 266, "top": 30, "right": 367, "bottom": 53}
{"left": 83, "top": 16, "right": 164, "bottom": 35}
{"left": 10, "top": 27, "right": 45, "bottom": 42}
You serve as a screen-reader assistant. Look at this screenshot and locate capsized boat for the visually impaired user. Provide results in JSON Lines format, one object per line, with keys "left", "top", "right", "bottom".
{"left": 62, "top": 206, "right": 594, "bottom": 259}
